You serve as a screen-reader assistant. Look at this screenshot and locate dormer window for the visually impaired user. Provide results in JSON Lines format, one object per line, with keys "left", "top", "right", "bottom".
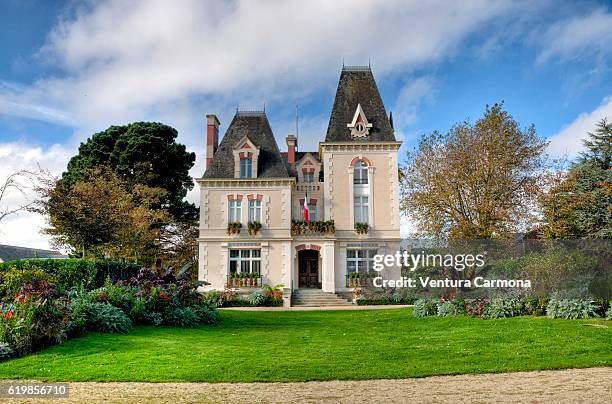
{"left": 240, "top": 158, "right": 252, "bottom": 178}
{"left": 233, "top": 136, "right": 259, "bottom": 178}
{"left": 303, "top": 171, "right": 314, "bottom": 183}
{"left": 347, "top": 103, "right": 372, "bottom": 138}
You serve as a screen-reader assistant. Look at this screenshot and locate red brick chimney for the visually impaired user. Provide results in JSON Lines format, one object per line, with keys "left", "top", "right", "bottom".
{"left": 206, "top": 115, "right": 220, "bottom": 170}
{"left": 286, "top": 134, "right": 297, "bottom": 164}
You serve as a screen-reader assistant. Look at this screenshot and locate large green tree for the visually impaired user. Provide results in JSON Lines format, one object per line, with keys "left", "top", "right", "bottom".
{"left": 540, "top": 119, "right": 611, "bottom": 239}
{"left": 62, "top": 122, "right": 196, "bottom": 220}
{"left": 38, "top": 166, "right": 170, "bottom": 262}
{"left": 400, "top": 103, "right": 548, "bottom": 240}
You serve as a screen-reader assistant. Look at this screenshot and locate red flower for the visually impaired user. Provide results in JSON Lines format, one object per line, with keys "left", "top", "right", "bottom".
{"left": 3, "top": 311, "right": 14, "bottom": 319}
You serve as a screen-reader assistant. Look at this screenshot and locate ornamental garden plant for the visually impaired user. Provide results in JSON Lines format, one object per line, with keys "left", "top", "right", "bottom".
{"left": 0, "top": 260, "right": 220, "bottom": 360}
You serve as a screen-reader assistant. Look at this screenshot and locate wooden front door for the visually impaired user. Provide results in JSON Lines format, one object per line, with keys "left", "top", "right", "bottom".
{"left": 298, "top": 250, "right": 320, "bottom": 288}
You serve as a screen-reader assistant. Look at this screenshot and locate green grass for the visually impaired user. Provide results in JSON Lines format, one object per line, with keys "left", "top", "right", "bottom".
{"left": 0, "top": 309, "right": 610, "bottom": 382}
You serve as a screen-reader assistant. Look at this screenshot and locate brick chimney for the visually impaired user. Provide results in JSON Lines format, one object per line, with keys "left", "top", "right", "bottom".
{"left": 286, "top": 134, "right": 297, "bottom": 164}
{"left": 206, "top": 114, "right": 221, "bottom": 170}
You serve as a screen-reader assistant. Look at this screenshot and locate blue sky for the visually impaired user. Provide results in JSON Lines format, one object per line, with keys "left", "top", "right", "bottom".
{"left": 1, "top": 0, "right": 611, "bottom": 248}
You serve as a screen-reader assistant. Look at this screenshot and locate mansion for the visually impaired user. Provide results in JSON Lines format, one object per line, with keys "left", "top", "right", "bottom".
{"left": 197, "top": 66, "right": 401, "bottom": 300}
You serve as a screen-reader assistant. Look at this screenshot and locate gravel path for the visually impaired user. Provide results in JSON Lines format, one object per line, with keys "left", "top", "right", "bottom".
{"left": 3, "top": 367, "right": 610, "bottom": 403}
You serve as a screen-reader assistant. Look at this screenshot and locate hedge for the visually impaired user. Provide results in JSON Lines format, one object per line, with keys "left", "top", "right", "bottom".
{"left": 0, "top": 259, "right": 142, "bottom": 296}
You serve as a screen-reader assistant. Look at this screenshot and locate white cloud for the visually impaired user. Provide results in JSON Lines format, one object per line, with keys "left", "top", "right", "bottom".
{"left": 5, "top": 0, "right": 520, "bottom": 129}
{"left": 536, "top": 8, "right": 612, "bottom": 64}
{"left": 0, "top": 143, "right": 75, "bottom": 250}
{"left": 1, "top": 0, "right": 535, "bottom": 248}
{"left": 393, "top": 76, "right": 437, "bottom": 127}
{"left": 547, "top": 96, "right": 612, "bottom": 157}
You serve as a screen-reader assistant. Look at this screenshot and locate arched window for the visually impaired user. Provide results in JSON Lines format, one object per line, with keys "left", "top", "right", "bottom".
{"left": 353, "top": 159, "right": 370, "bottom": 224}
{"left": 353, "top": 160, "right": 369, "bottom": 184}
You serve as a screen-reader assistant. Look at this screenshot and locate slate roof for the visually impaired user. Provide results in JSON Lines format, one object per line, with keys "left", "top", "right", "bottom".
{"left": 0, "top": 244, "right": 67, "bottom": 263}
{"left": 325, "top": 66, "right": 395, "bottom": 142}
{"left": 281, "top": 151, "right": 320, "bottom": 177}
{"left": 203, "top": 111, "right": 290, "bottom": 179}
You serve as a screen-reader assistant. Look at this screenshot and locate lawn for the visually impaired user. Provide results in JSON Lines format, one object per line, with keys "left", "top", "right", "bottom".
{"left": 0, "top": 308, "right": 610, "bottom": 382}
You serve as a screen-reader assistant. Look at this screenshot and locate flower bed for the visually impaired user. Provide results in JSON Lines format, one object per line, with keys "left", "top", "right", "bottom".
{"left": 411, "top": 296, "right": 611, "bottom": 320}
{"left": 203, "top": 284, "right": 284, "bottom": 308}
{"left": 0, "top": 267, "right": 219, "bottom": 360}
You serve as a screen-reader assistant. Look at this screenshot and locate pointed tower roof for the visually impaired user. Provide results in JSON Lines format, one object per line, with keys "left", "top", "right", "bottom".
{"left": 325, "top": 66, "right": 395, "bottom": 142}
{"left": 203, "top": 111, "right": 289, "bottom": 178}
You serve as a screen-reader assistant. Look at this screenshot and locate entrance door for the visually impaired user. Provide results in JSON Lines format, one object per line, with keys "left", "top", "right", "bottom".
{"left": 298, "top": 250, "right": 320, "bottom": 288}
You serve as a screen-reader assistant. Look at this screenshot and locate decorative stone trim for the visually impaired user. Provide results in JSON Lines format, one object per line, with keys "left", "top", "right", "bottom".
{"left": 196, "top": 178, "right": 296, "bottom": 187}
{"left": 350, "top": 155, "right": 373, "bottom": 167}
{"left": 295, "top": 244, "right": 321, "bottom": 251}
{"left": 319, "top": 142, "right": 401, "bottom": 154}
{"left": 200, "top": 189, "right": 209, "bottom": 229}
{"left": 246, "top": 193, "right": 263, "bottom": 201}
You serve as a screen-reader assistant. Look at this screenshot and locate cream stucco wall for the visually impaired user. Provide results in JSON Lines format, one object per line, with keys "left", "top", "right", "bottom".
{"left": 198, "top": 142, "right": 402, "bottom": 293}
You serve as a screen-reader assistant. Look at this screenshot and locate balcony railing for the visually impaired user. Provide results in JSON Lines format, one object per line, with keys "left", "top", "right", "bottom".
{"left": 227, "top": 274, "right": 263, "bottom": 288}
{"left": 296, "top": 184, "right": 321, "bottom": 192}
{"left": 345, "top": 273, "right": 378, "bottom": 288}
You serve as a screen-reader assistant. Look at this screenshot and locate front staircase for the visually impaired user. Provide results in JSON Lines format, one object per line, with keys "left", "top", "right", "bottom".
{"left": 291, "top": 289, "right": 353, "bottom": 307}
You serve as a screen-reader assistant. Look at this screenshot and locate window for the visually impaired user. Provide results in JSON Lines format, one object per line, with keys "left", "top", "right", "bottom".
{"left": 353, "top": 160, "right": 368, "bottom": 184}
{"left": 229, "top": 249, "right": 261, "bottom": 274}
{"left": 248, "top": 199, "right": 262, "bottom": 222}
{"left": 240, "top": 158, "right": 252, "bottom": 178}
{"left": 354, "top": 196, "right": 368, "bottom": 224}
{"left": 303, "top": 171, "right": 314, "bottom": 183}
{"left": 347, "top": 249, "right": 377, "bottom": 273}
{"left": 228, "top": 199, "right": 242, "bottom": 222}
{"left": 308, "top": 203, "right": 317, "bottom": 221}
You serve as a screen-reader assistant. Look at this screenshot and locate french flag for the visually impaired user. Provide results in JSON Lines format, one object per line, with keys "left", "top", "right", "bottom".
{"left": 303, "top": 192, "right": 309, "bottom": 224}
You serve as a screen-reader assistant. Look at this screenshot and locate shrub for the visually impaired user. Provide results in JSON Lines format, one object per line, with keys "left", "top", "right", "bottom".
{"left": 413, "top": 298, "right": 438, "bottom": 317}
{"left": 167, "top": 307, "right": 200, "bottom": 328}
{"left": 593, "top": 298, "right": 610, "bottom": 317}
{"left": 129, "top": 297, "right": 146, "bottom": 322}
{"left": 247, "top": 292, "right": 267, "bottom": 306}
{"left": 464, "top": 299, "right": 489, "bottom": 317}
{"left": 482, "top": 297, "right": 524, "bottom": 319}
{"left": 194, "top": 304, "right": 220, "bottom": 324}
{"left": 90, "top": 278, "right": 136, "bottom": 315}
{"left": 606, "top": 304, "right": 612, "bottom": 320}
{"left": 546, "top": 298, "right": 599, "bottom": 319}
{"left": 92, "top": 261, "right": 142, "bottom": 288}
{"left": 0, "top": 259, "right": 96, "bottom": 291}
{"left": 437, "top": 300, "right": 465, "bottom": 317}
{"left": 523, "top": 297, "right": 549, "bottom": 316}
{"left": 68, "top": 297, "right": 90, "bottom": 337}
{"left": 0, "top": 342, "right": 12, "bottom": 359}
{"left": 0, "top": 281, "right": 70, "bottom": 355}
{"left": 87, "top": 302, "right": 132, "bottom": 333}
{"left": 202, "top": 291, "right": 222, "bottom": 307}
{"left": 0, "top": 268, "right": 57, "bottom": 301}
{"left": 143, "top": 311, "right": 163, "bottom": 326}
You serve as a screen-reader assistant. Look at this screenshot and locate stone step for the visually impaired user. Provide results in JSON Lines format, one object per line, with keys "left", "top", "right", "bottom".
{"left": 291, "top": 290, "right": 353, "bottom": 306}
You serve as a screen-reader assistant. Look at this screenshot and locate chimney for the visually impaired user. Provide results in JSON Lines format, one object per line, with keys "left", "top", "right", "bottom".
{"left": 206, "top": 114, "right": 221, "bottom": 170}
{"left": 286, "top": 134, "right": 297, "bottom": 164}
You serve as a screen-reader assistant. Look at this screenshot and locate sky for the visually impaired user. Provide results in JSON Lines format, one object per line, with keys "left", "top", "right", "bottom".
{"left": 0, "top": 0, "right": 611, "bottom": 249}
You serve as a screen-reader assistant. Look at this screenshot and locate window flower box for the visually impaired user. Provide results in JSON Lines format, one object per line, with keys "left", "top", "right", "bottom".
{"left": 354, "top": 222, "right": 369, "bottom": 235}
{"left": 247, "top": 221, "right": 262, "bottom": 235}
{"left": 291, "top": 220, "right": 336, "bottom": 236}
{"left": 226, "top": 222, "right": 242, "bottom": 235}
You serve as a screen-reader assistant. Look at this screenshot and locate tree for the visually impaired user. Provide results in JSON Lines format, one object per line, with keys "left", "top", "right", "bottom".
{"left": 61, "top": 122, "right": 196, "bottom": 221}
{"left": 401, "top": 103, "right": 548, "bottom": 240}
{"left": 0, "top": 169, "right": 46, "bottom": 226}
{"left": 36, "top": 167, "right": 170, "bottom": 263}
{"left": 539, "top": 119, "right": 611, "bottom": 239}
